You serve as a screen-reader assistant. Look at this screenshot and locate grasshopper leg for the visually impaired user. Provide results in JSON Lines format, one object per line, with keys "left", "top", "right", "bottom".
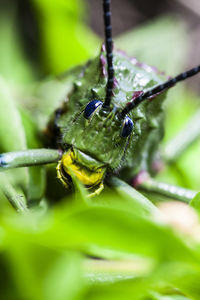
{"left": 0, "top": 174, "right": 28, "bottom": 213}
{"left": 88, "top": 183, "right": 104, "bottom": 198}
{"left": 0, "top": 149, "right": 62, "bottom": 170}
{"left": 148, "top": 109, "right": 200, "bottom": 202}
{"left": 134, "top": 173, "right": 197, "bottom": 203}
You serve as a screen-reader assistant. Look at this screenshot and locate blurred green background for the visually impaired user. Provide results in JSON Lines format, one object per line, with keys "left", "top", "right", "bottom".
{"left": 0, "top": 0, "right": 200, "bottom": 299}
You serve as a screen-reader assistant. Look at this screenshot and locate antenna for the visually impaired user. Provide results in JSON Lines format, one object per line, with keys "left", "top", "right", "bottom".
{"left": 102, "top": 0, "right": 114, "bottom": 108}
{"left": 120, "top": 65, "right": 200, "bottom": 118}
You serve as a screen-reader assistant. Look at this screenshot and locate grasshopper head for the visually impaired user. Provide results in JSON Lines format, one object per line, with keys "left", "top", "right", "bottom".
{"left": 54, "top": 0, "right": 166, "bottom": 194}
{"left": 57, "top": 49, "right": 166, "bottom": 174}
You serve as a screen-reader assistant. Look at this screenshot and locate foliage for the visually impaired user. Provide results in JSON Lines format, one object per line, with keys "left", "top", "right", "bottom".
{"left": 0, "top": 1, "right": 200, "bottom": 299}
{"left": 31, "top": 0, "right": 99, "bottom": 73}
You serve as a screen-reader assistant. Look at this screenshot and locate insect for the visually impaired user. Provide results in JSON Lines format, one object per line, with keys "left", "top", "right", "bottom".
{"left": 0, "top": 0, "right": 200, "bottom": 209}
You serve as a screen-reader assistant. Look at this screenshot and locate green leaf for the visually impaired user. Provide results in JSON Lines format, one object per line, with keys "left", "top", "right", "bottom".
{"left": 43, "top": 252, "right": 84, "bottom": 300}
{"left": 0, "top": 77, "right": 28, "bottom": 189}
{"left": 0, "top": 9, "right": 34, "bottom": 84}
{"left": 15, "top": 200, "right": 196, "bottom": 265}
{"left": 0, "top": 78, "right": 26, "bottom": 152}
{"left": 31, "top": 0, "right": 99, "bottom": 73}
{"left": 71, "top": 173, "right": 90, "bottom": 206}
{"left": 6, "top": 238, "right": 84, "bottom": 300}
{"left": 116, "top": 17, "right": 188, "bottom": 74}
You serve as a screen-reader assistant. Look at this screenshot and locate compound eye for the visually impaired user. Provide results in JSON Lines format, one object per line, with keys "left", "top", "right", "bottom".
{"left": 121, "top": 116, "right": 134, "bottom": 138}
{"left": 84, "top": 100, "right": 103, "bottom": 119}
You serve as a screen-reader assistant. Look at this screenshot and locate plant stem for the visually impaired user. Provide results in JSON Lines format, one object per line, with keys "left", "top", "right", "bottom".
{"left": 139, "top": 177, "right": 197, "bottom": 203}
{"left": 0, "top": 174, "right": 28, "bottom": 213}
{"left": 0, "top": 149, "right": 62, "bottom": 170}
{"left": 108, "top": 176, "right": 159, "bottom": 217}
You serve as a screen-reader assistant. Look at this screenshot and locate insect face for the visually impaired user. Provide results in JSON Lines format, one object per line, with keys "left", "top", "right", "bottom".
{"left": 54, "top": 48, "right": 167, "bottom": 193}
{"left": 84, "top": 100, "right": 134, "bottom": 138}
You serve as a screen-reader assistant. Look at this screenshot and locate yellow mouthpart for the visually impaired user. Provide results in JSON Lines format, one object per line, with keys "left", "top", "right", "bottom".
{"left": 56, "top": 149, "right": 106, "bottom": 195}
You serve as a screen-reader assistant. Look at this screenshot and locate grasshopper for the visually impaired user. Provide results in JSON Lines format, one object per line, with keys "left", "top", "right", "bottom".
{"left": 0, "top": 0, "right": 200, "bottom": 209}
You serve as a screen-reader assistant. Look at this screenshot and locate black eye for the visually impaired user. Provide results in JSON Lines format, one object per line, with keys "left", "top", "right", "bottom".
{"left": 121, "top": 116, "right": 134, "bottom": 138}
{"left": 84, "top": 100, "right": 103, "bottom": 119}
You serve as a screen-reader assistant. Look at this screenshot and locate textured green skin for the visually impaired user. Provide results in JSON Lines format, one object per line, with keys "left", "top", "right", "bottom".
{"left": 54, "top": 48, "right": 167, "bottom": 179}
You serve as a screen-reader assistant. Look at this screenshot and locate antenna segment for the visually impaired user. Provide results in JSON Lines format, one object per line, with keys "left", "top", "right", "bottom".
{"left": 102, "top": 0, "right": 114, "bottom": 108}
{"left": 120, "top": 65, "right": 200, "bottom": 118}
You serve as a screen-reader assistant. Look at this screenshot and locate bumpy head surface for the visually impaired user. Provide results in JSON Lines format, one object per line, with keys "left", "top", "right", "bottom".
{"left": 55, "top": 47, "right": 167, "bottom": 176}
